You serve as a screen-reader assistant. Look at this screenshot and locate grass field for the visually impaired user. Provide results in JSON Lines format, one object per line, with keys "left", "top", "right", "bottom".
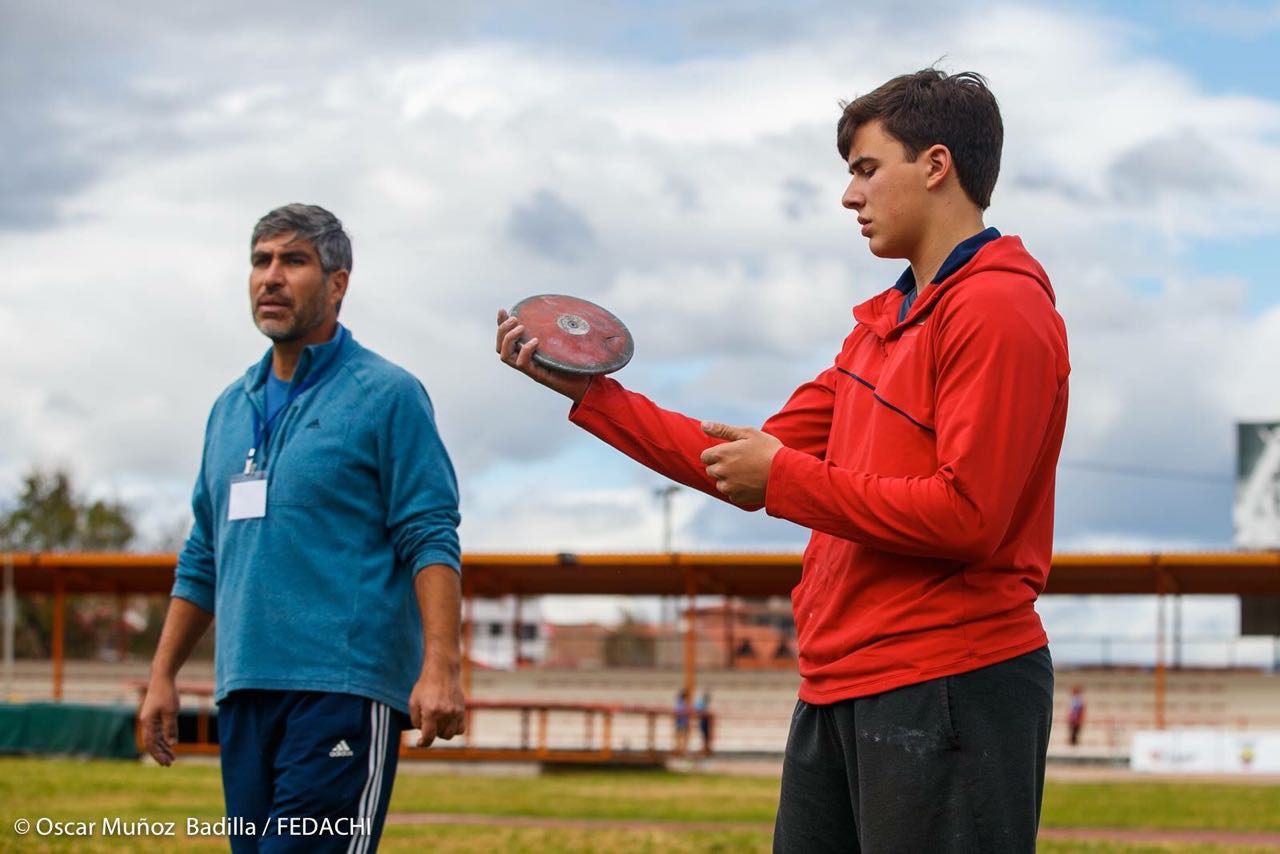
{"left": 2, "top": 758, "right": 1279, "bottom": 852}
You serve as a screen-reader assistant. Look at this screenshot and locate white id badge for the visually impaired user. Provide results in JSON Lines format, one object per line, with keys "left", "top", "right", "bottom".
{"left": 228, "top": 472, "right": 268, "bottom": 520}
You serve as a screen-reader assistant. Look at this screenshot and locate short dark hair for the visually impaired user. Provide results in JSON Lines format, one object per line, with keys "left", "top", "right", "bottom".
{"left": 837, "top": 69, "right": 1003, "bottom": 209}
{"left": 251, "top": 203, "right": 353, "bottom": 274}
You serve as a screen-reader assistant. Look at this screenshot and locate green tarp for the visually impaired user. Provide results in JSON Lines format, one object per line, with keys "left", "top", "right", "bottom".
{"left": 0, "top": 702, "right": 139, "bottom": 759}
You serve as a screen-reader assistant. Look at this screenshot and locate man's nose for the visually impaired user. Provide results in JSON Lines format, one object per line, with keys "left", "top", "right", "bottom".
{"left": 261, "top": 258, "right": 286, "bottom": 286}
{"left": 842, "top": 178, "right": 863, "bottom": 210}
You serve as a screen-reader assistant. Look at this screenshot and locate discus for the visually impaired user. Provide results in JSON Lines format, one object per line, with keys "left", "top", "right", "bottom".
{"left": 509, "top": 294, "right": 634, "bottom": 375}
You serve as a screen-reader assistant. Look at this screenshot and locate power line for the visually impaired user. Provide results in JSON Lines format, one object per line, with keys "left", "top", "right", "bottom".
{"left": 1059, "top": 459, "right": 1232, "bottom": 485}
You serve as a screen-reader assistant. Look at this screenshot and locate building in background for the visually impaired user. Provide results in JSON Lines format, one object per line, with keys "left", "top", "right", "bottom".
{"left": 466, "top": 597, "right": 546, "bottom": 669}
{"left": 1234, "top": 421, "right": 1280, "bottom": 639}
{"left": 1234, "top": 421, "right": 1280, "bottom": 550}
{"left": 657, "top": 599, "right": 796, "bottom": 671}
{"left": 539, "top": 599, "right": 796, "bottom": 671}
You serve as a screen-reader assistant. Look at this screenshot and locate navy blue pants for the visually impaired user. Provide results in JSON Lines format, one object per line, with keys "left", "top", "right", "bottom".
{"left": 218, "top": 690, "right": 407, "bottom": 853}
{"left": 773, "top": 646, "right": 1054, "bottom": 853}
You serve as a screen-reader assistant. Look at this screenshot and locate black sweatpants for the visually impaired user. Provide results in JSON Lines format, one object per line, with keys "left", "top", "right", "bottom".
{"left": 773, "top": 646, "right": 1053, "bottom": 854}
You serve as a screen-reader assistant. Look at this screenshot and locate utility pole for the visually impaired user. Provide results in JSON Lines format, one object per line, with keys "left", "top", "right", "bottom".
{"left": 654, "top": 485, "right": 680, "bottom": 636}
{"left": 655, "top": 485, "right": 679, "bottom": 554}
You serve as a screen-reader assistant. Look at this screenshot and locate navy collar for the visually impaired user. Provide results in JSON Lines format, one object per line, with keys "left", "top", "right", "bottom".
{"left": 894, "top": 227, "right": 1001, "bottom": 294}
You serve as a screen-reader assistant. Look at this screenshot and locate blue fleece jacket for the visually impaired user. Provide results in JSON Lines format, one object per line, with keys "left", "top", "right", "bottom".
{"left": 172, "top": 326, "right": 461, "bottom": 713}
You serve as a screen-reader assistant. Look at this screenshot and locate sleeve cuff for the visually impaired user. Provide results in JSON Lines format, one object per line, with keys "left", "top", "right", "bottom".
{"left": 412, "top": 551, "right": 462, "bottom": 576}
{"left": 171, "top": 576, "right": 215, "bottom": 615}
{"left": 764, "top": 445, "right": 815, "bottom": 519}
{"left": 567, "top": 376, "right": 608, "bottom": 425}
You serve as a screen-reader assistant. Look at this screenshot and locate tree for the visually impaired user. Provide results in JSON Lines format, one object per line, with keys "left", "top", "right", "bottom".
{"left": 1, "top": 467, "right": 136, "bottom": 657}
{"left": 0, "top": 468, "right": 134, "bottom": 552}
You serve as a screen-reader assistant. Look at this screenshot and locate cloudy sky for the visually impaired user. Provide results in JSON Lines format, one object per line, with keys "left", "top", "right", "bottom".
{"left": 4, "top": 1, "right": 1279, "bottom": 656}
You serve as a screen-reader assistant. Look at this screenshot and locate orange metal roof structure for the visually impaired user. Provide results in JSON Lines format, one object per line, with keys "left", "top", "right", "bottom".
{"left": 1046, "top": 552, "right": 1280, "bottom": 595}
{"left": 5, "top": 550, "right": 1277, "bottom": 728}
{"left": 6, "top": 553, "right": 177, "bottom": 595}
{"left": 6, "top": 549, "right": 1280, "bottom": 597}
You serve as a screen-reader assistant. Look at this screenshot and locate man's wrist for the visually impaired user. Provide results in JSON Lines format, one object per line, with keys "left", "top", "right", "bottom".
{"left": 420, "top": 652, "right": 461, "bottom": 678}
{"left": 150, "top": 655, "right": 182, "bottom": 681}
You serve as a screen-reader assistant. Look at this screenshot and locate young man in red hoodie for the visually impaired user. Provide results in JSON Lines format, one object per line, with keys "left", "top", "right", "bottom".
{"left": 496, "top": 68, "right": 1068, "bottom": 852}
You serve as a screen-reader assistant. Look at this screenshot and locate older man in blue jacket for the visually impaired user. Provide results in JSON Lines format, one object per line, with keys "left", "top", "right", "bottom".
{"left": 140, "top": 203, "right": 464, "bottom": 853}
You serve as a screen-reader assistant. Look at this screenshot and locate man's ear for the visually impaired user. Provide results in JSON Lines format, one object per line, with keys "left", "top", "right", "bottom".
{"left": 924, "top": 144, "right": 953, "bottom": 191}
{"left": 328, "top": 269, "right": 350, "bottom": 309}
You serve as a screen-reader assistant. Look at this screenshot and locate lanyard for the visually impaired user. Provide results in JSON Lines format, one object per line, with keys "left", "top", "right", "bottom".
{"left": 244, "top": 327, "right": 347, "bottom": 474}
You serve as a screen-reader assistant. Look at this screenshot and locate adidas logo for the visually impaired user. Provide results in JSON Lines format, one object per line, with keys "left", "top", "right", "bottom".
{"left": 328, "top": 740, "right": 353, "bottom": 758}
{"left": 306, "top": 419, "right": 321, "bottom": 429}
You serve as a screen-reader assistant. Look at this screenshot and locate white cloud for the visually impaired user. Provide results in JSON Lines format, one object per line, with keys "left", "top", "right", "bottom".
{"left": 3, "top": 1, "right": 1279, "bottom": 570}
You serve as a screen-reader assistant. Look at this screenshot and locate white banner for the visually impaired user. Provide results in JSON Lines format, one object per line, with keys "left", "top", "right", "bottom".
{"left": 1131, "top": 729, "right": 1280, "bottom": 773}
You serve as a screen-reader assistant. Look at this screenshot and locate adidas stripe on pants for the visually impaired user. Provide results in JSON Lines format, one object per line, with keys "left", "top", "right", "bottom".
{"left": 218, "top": 690, "right": 407, "bottom": 853}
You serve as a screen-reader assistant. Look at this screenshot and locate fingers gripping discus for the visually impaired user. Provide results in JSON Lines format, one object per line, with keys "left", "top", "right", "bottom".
{"left": 510, "top": 294, "right": 634, "bottom": 375}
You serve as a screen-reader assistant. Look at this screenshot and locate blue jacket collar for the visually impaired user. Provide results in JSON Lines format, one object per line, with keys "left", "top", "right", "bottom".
{"left": 245, "top": 324, "right": 353, "bottom": 393}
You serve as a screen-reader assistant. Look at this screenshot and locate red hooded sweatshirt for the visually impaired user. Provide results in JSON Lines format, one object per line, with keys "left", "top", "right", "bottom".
{"left": 569, "top": 235, "right": 1070, "bottom": 703}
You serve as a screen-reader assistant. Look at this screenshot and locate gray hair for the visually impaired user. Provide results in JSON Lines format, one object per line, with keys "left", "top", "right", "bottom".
{"left": 251, "top": 203, "right": 353, "bottom": 274}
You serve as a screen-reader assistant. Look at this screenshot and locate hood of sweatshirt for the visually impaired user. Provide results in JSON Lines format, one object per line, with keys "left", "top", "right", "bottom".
{"left": 853, "top": 235, "right": 1055, "bottom": 341}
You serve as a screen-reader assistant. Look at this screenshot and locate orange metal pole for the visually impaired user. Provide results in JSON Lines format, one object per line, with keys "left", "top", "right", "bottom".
{"left": 512, "top": 595, "right": 523, "bottom": 669}
{"left": 3, "top": 554, "right": 14, "bottom": 702}
{"left": 462, "top": 577, "right": 474, "bottom": 744}
{"left": 1155, "top": 567, "right": 1167, "bottom": 730}
{"left": 683, "top": 568, "right": 697, "bottom": 702}
{"left": 52, "top": 569, "right": 65, "bottom": 702}
{"left": 1173, "top": 593, "right": 1182, "bottom": 670}
{"left": 723, "top": 596, "right": 734, "bottom": 669}
{"left": 115, "top": 591, "right": 128, "bottom": 662}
